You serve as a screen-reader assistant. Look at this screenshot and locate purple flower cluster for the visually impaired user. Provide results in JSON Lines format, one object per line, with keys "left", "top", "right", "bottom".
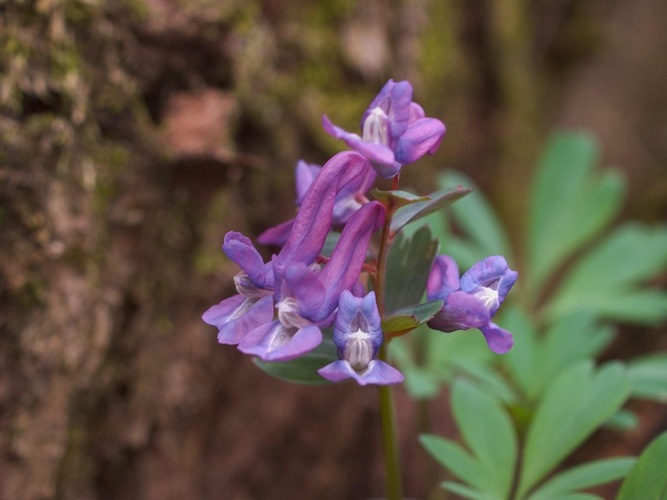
{"left": 203, "top": 79, "right": 517, "bottom": 386}
{"left": 427, "top": 256, "right": 518, "bottom": 354}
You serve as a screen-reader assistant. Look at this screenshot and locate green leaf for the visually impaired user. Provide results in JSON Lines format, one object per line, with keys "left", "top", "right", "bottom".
{"left": 390, "top": 185, "right": 471, "bottom": 234}
{"left": 439, "top": 170, "right": 512, "bottom": 260}
{"left": 627, "top": 353, "right": 667, "bottom": 402}
{"left": 420, "top": 434, "right": 483, "bottom": 487}
{"left": 253, "top": 336, "right": 337, "bottom": 385}
{"left": 371, "top": 188, "right": 429, "bottom": 208}
{"left": 441, "top": 482, "right": 489, "bottom": 500}
{"left": 381, "top": 300, "right": 443, "bottom": 334}
{"left": 385, "top": 226, "right": 439, "bottom": 313}
{"left": 451, "top": 379, "right": 518, "bottom": 498}
{"left": 547, "top": 223, "right": 667, "bottom": 323}
{"left": 527, "top": 457, "right": 635, "bottom": 500}
{"left": 500, "top": 306, "right": 540, "bottom": 400}
{"left": 517, "top": 361, "right": 631, "bottom": 498}
{"left": 618, "top": 430, "right": 667, "bottom": 500}
{"left": 605, "top": 409, "right": 639, "bottom": 430}
{"left": 527, "top": 131, "right": 625, "bottom": 294}
{"left": 401, "top": 366, "right": 442, "bottom": 399}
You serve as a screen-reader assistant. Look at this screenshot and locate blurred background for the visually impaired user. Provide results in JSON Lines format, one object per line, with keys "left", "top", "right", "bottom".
{"left": 1, "top": 0, "right": 666, "bottom": 498}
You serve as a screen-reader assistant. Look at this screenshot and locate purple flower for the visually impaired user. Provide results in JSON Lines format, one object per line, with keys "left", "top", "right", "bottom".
{"left": 426, "top": 255, "right": 518, "bottom": 354}
{"left": 203, "top": 151, "right": 372, "bottom": 347}
{"left": 322, "top": 79, "right": 446, "bottom": 178}
{"left": 238, "top": 201, "right": 385, "bottom": 361}
{"left": 318, "top": 290, "right": 404, "bottom": 385}
{"left": 201, "top": 232, "right": 274, "bottom": 345}
{"left": 258, "top": 159, "right": 376, "bottom": 246}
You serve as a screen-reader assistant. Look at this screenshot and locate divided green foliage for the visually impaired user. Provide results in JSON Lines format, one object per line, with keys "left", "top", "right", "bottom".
{"left": 547, "top": 223, "right": 667, "bottom": 323}
{"left": 384, "top": 226, "right": 439, "bottom": 313}
{"left": 405, "top": 131, "right": 665, "bottom": 499}
{"left": 527, "top": 131, "right": 625, "bottom": 295}
{"left": 618, "top": 430, "right": 667, "bottom": 500}
{"left": 517, "top": 361, "right": 631, "bottom": 498}
{"left": 627, "top": 353, "right": 667, "bottom": 403}
{"left": 421, "top": 379, "right": 517, "bottom": 499}
{"left": 526, "top": 457, "right": 636, "bottom": 500}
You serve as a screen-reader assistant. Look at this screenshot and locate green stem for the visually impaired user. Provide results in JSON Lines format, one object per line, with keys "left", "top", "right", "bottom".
{"left": 375, "top": 173, "right": 403, "bottom": 500}
{"left": 378, "top": 344, "right": 403, "bottom": 500}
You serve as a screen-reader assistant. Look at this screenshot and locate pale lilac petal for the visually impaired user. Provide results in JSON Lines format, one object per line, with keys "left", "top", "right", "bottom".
{"left": 316, "top": 202, "right": 384, "bottom": 319}
{"left": 295, "top": 160, "right": 320, "bottom": 204}
{"left": 333, "top": 290, "right": 382, "bottom": 355}
{"left": 282, "top": 262, "right": 326, "bottom": 320}
{"left": 428, "top": 291, "right": 490, "bottom": 332}
{"left": 427, "top": 255, "right": 460, "bottom": 301}
{"left": 370, "top": 157, "right": 403, "bottom": 179}
{"left": 362, "top": 80, "right": 395, "bottom": 125}
{"left": 223, "top": 232, "right": 266, "bottom": 286}
{"left": 318, "top": 360, "right": 403, "bottom": 386}
{"left": 279, "top": 151, "right": 370, "bottom": 264}
{"left": 409, "top": 102, "right": 425, "bottom": 122}
{"left": 323, "top": 113, "right": 396, "bottom": 169}
{"left": 202, "top": 295, "right": 273, "bottom": 345}
{"left": 239, "top": 322, "right": 322, "bottom": 361}
{"left": 480, "top": 322, "right": 514, "bottom": 354}
{"left": 394, "top": 117, "right": 446, "bottom": 165}
{"left": 257, "top": 219, "right": 294, "bottom": 247}
{"left": 459, "top": 256, "right": 518, "bottom": 305}
{"left": 386, "top": 80, "right": 413, "bottom": 140}
{"left": 345, "top": 135, "right": 396, "bottom": 167}
{"left": 322, "top": 114, "right": 359, "bottom": 142}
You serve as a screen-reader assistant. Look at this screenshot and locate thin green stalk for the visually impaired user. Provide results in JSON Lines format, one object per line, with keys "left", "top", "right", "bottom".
{"left": 375, "top": 173, "right": 403, "bottom": 500}
{"left": 378, "top": 344, "right": 402, "bottom": 500}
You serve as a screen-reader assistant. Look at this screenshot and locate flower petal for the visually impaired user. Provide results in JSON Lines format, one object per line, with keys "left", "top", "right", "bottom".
{"left": 480, "top": 322, "right": 514, "bottom": 354}
{"left": 295, "top": 160, "right": 320, "bottom": 204}
{"left": 394, "top": 117, "right": 446, "bottom": 165}
{"left": 281, "top": 262, "right": 326, "bottom": 320}
{"left": 315, "top": 202, "right": 384, "bottom": 319}
{"left": 387, "top": 80, "right": 413, "bottom": 140}
{"left": 428, "top": 291, "right": 490, "bottom": 332}
{"left": 427, "top": 255, "right": 460, "bottom": 301}
{"left": 459, "top": 256, "right": 518, "bottom": 305}
{"left": 223, "top": 232, "right": 267, "bottom": 286}
{"left": 333, "top": 290, "right": 383, "bottom": 357}
{"left": 239, "top": 321, "right": 322, "bottom": 361}
{"left": 202, "top": 294, "right": 274, "bottom": 345}
{"left": 257, "top": 219, "right": 294, "bottom": 246}
{"left": 318, "top": 360, "right": 403, "bottom": 386}
{"left": 279, "top": 151, "right": 370, "bottom": 264}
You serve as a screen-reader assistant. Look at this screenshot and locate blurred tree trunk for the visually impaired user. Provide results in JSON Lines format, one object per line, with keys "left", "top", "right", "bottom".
{"left": 1, "top": 1, "right": 664, "bottom": 499}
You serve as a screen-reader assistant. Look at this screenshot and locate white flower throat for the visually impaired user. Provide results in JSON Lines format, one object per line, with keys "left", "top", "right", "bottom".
{"left": 362, "top": 107, "right": 389, "bottom": 145}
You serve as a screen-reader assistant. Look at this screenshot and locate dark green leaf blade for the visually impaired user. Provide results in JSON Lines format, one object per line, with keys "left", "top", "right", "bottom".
{"left": 381, "top": 300, "right": 443, "bottom": 334}
{"left": 390, "top": 185, "right": 471, "bottom": 234}
{"left": 371, "top": 188, "right": 429, "bottom": 208}
{"left": 385, "top": 226, "right": 439, "bottom": 313}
